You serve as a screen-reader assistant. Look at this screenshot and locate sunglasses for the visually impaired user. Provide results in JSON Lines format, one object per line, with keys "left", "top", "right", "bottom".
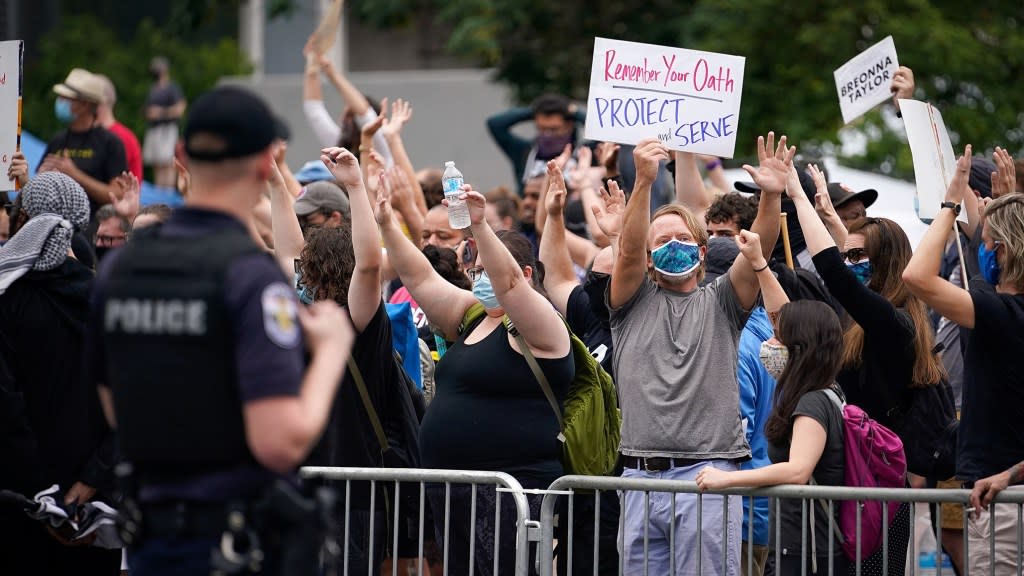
{"left": 842, "top": 248, "right": 868, "bottom": 263}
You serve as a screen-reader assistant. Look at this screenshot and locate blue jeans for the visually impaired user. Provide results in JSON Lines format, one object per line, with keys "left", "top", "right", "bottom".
{"left": 619, "top": 460, "right": 742, "bottom": 575}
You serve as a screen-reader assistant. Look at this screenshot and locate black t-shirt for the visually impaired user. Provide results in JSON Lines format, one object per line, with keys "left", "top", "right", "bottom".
{"left": 421, "top": 319, "right": 573, "bottom": 483}
{"left": 957, "top": 289, "right": 1024, "bottom": 481}
{"left": 45, "top": 126, "right": 128, "bottom": 216}
{"left": 565, "top": 285, "right": 614, "bottom": 377}
{"left": 305, "top": 300, "right": 398, "bottom": 507}
{"left": 768, "top": 389, "right": 844, "bottom": 554}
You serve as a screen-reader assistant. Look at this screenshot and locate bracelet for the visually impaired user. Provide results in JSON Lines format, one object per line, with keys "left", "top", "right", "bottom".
{"left": 753, "top": 262, "right": 769, "bottom": 273}
{"left": 704, "top": 159, "right": 722, "bottom": 171}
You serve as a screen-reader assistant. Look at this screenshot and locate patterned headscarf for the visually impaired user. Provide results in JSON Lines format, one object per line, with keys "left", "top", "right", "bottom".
{"left": 0, "top": 172, "right": 90, "bottom": 295}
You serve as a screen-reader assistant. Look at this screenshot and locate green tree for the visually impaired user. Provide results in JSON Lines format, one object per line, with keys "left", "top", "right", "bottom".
{"left": 25, "top": 14, "right": 250, "bottom": 158}
{"left": 352, "top": 0, "right": 1024, "bottom": 174}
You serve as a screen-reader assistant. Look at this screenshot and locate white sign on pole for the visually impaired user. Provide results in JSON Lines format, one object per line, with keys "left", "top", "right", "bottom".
{"left": 0, "top": 40, "right": 22, "bottom": 191}
{"left": 900, "top": 99, "right": 967, "bottom": 223}
{"left": 834, "top": 36, "right": 899, "bottom": 124}
{"left": 584, "top": 37, "right": 746, "bottom": 158}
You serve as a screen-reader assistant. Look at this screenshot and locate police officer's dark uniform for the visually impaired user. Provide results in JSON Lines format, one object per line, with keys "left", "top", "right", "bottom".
{"left": 86, "top": 87, "right": 314, "bottom": 575}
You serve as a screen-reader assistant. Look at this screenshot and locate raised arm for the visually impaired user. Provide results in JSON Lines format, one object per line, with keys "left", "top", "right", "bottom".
{"left": 609, "top": 139, "right": 670, "bottom": 309}
{"left": 591, "top": 179, "right": 627, "bottom": 262}
{"left": 464, "top": 189, "right": 570, "bottom": 357}
{"left": 386, "top": 167, "right": 425, "bottom": 247}
{"left": 674, "top": 151, "right": 713, "bottom": 227}
{"left": 380, "top": 98, "right": 428, "bottom": 217}
{"left": 736, "top": 230, "right": 789, "bottom": 315}
{"left": 377, "top": 183, "right": 476, "bottom": 340}
{"left": 268, "top": 156, "right": 304, "bottom": 277}
{"left": 699, "top": 154, "right": 731, "bottom": 194}
{"left": 904, "top": 146, "right": 976, "bottom": 328}
{"left": 539, "top": 161, "right": 579, "bottom": 315}
{"left": 302, "top": 42, "right": 341, "bottom": 148}
{"left": 730, "top": 132, "right": 794, "bottom": 310}
{"left": 533, "top": 144, "right": 572, "bottom": 238}
{"left": 485, "top": 107, "right": 535, "bottom": 165}
{"left": 807, "top": 164, "right": 848, "bottom": 247}
{"left": 321, "top": 147, "right": 381, "bottom": 331}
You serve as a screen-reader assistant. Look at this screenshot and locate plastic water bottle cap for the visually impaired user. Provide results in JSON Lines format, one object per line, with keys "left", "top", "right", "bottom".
{"left": 445, "top": 161, "right": 455, "bottom": 167}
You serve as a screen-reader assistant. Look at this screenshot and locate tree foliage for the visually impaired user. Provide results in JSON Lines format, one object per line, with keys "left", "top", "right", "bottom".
{"left": 351, "top": 0, "right": 1024, "bottom": 175}
{"left": 25, "top": 14, "right": 251, "bottom": 150}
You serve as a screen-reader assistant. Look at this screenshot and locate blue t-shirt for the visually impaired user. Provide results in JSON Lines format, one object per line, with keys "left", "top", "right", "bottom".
{"left": 737, "top": 307, "right": 775, "bottom": 546}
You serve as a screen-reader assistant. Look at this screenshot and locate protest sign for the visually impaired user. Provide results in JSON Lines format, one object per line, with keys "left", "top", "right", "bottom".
{"left": 585, "top": 37, "right": 745, "bottom": 157}
{"left": 0, "top": 40, "right": 22, "bottom": 191}
{"left": 834, "top": 36, "right": 899, "bottom": 124}
{"left": 900, "top": 99, "right": 967, "bottom": 223}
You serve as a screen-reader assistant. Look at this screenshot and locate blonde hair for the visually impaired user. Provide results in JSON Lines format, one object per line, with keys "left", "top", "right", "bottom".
{"left": 984, "top": 193, "right": 1024, "bottom": 292}
{"left": 649, "top": 203, "right": 709, "bottom": 284}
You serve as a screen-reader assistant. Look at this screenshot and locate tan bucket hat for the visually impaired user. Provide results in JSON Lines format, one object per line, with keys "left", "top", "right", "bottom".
{"left": 53, "top": 68, "right": 105, "bottom": 104}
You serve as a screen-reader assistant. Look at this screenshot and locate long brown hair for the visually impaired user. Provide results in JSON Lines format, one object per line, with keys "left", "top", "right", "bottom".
{"left": 764, "top": 301, "right": 844, "bottom": 443}
{"left": 841, "top": 217, "right": 945, "bottom": 387}
{"left": 298, "top": 225, "right": 356, "bottom": 307}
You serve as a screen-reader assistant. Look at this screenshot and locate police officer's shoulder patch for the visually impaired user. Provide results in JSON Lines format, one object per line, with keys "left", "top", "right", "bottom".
{"left": 262, "top": 282, "right": 301, "bottom": 349}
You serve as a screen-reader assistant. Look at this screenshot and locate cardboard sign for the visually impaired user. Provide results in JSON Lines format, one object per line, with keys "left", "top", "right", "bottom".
{"left": 585, "top": 37, "right": 745, "bottom": 158}
{"left": 900, "top": 99, "right": 967, "bottom": 223}
{"left": 834, "top": 36, "right": 899, "bottom": 124}
{"left": 0, "top": 40, "right": 22, "bottom": 191}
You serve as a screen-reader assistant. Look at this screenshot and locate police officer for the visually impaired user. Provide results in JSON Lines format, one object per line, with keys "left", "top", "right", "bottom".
{"left": 87, "top": 85, "right": 355, "bottom": 575}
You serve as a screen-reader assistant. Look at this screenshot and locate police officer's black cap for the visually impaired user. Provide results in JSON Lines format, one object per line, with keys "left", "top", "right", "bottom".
{"left": 183, "top": 86, "right": 276, "bottom": 162}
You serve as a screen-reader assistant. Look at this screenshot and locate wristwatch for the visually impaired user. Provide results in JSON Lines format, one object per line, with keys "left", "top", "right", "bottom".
{"left": 940, "top": 201, "right": 961, "bottom": 215}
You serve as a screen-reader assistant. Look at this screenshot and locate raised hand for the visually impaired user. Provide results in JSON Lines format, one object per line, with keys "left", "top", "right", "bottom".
{"left": 945, "top": 145, "right": 973, "bottom": 205}
{"left": 592, "top": 179, "right": 626, "bottom": 239}
{"left": 7, "top": 151, "right": 27, "bottom": 187}
{"left": 553, "top": 143, "right": 574, "bottom": 171}
{"left": 568, "top": 145, "right": 594, "bottom": 191}
{"left": 320, "top": 147, "right": 364, "bottom": 190}
{"left": 596, "top": 142, "right": 621, "bottom": 177}
{"left": 741, "top": 132, "right": 796, "bottom": 196}
{"left": 386, "top": 166, "right": 415, "bottom": 209}
{"left": 381, "top": 98, "right": 412, "bottom": 140}
{"left": 809, "top": 164, "right": 838, "bottom": 220}
{"left": 374, "top": 180, "right": 395, "bottom": 226}
{"left": 891, "top": 66, "right": 916, "bottom": 108}
{"left": 454, "top": 186, "right": 487, "bottom": 227}
{"left": 109, "top": 171, "right": 140, "bottom": 220}
{"left": 735, "top": 229, "right": 765, "bottom": 268}
{"left": 363, "top": 149, "right": 386, "bottom": 195}
{"left": 991, "top": 147, "right": 1016, "bottom": 199}
{"left": 545, "top": 160, "right": 568, "bottom": 218}
{"left": 360, "top": 97, "right": 388, "bottom": 141}
{"left": 633, "top": 138, "right": 670, "bottom": 185}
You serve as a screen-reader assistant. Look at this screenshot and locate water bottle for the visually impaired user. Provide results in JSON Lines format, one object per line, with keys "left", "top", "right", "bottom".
{"left": 443, "top": 161, "right": 470, "bottom": 229}
{"left": 917, "top": 551, "right": 953, "bottom": 576}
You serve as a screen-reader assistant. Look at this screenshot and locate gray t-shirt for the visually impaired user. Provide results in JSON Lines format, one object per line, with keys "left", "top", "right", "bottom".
{"left": 609, "top": 274, "right": 751, "bottom": 459}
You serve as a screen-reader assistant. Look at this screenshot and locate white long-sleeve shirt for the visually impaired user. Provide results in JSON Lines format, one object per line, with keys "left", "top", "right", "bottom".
{"left": 302, "top": 100, "right": 394, "bottom": 167}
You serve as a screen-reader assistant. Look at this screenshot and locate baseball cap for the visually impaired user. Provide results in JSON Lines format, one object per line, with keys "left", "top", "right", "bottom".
{"left": 53, "top": 68, "right": 105, "bottom": 104}
{"left": 293, "top": 160, "right": 335, "bottom": 184}
{"left": 183, "top": 85, "right": 276, "bottom": 162}
{"left": 700, "top": 236, "right": 740, "bottom": 287}
{"left": 968, "top": 157, "right": 997, "bottom": 198}
{"left": 826, "top": 183, "right": 878, "bottom": 210}
{"left": 294, "top": 181, "right": 350, "bottom": 219}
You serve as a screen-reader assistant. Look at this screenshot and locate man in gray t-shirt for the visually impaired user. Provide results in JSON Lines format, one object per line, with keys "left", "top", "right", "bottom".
{"left": 609, "top": 136, "right": 794, "bottom": 575}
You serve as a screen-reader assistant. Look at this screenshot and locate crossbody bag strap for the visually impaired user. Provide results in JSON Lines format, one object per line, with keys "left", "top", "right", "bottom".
{"left": 504, "top": 316, "right": 565, "bottom": 442}
{"left": 347, "top": 358, "right": 390, "bottom": 453}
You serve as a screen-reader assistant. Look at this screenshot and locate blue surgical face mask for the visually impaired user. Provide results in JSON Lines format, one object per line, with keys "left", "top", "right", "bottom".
{"left": 472, "top": 271, "right": 501, "bottom": 310}
{"left": 294, "top": 272, "right": 314, "bottom": 305}
{"left": 651, "top": 239, "right": 702, "bottom": 277}
{"left": 847, "top": 259, "right": 872, "bottom": 285}
{"left": 978, "top": 242, "right": 1002, "bottom": 286}
{"left": 55, "top": 98, "right": 73, "bottom": 123}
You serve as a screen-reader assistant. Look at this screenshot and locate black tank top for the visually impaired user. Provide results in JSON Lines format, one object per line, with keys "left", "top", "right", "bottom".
{"left": 420, "top": 320, "right": 573, "bottom": 483}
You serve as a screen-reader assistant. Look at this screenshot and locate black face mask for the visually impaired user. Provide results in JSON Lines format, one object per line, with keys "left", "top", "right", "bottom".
{"left": 582, "top": 271, "right": 611, "bottom": 325}
{"left": 536, "top": 133, "right": 574, "bottom": 160}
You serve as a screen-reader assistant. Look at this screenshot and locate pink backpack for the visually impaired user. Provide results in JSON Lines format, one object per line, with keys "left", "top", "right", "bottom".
{"left": 822, "top": 388, "right": 907, "bottom": 562}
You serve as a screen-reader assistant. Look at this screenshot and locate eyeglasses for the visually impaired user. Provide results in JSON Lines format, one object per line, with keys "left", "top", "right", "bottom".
{"left": 466, "top": 266, "right": 485, "bottom": 282}
{"left": 461, "top": 238, "right": 477, "bottom": 267}
{"left": 96, "top": 234, "right": 128, "bottom": 247}
{"left": 842, "top": 248, "right": 868, "bottom": 264}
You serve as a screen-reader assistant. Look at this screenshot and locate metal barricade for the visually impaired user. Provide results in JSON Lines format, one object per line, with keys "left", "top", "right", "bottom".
{"left": 537, "top": 475, "right": 1024, "bottom": 576}
{"left": 301, "top": 467, "right": 538, "bottom": 576}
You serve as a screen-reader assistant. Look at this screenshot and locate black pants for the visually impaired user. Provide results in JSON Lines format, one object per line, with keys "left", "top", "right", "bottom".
{"left": 554, "top": 489, "right": 621, "bottom": 575}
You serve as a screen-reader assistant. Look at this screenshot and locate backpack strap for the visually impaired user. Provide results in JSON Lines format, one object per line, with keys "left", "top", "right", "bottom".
{"left": 347, "top": 357, "right": 390, "bottom": 454}
{"left": 503, "top": 316, "right": 566, "bottom": 443}
{"left": 458, "top": 302, "right": 488, "bottom": 337}
{"left": 812, "top": 386, "right": 848, "bottom": 551}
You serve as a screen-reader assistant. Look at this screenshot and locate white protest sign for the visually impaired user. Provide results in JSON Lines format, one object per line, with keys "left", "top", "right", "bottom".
{"left": 834, "top": 36, "right": 899, "bottom": 124}
{"left": 900, "top": 99, "right": 967, "bottom": 223}
{"left": 0, "top": 41, "right": 22, "bottom": 191}
{"left": 585, "top": 37, "right": 745, "bottom": 158}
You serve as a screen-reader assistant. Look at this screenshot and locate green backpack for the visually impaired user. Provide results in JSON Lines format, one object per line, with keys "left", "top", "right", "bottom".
{"left": 459, "top": 303, "right": 622, "bottom": 476}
